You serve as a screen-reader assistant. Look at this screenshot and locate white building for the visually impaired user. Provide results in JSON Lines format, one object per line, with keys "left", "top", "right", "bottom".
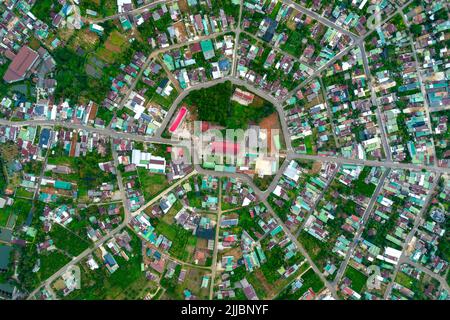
{"left": 131, "top": 149, "right": 166, "bottom": 173}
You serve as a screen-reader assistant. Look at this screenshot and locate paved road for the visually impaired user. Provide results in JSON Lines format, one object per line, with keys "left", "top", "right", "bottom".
{"left": 154, "top": 76, "right": 237, "bottom": 137}
{"left": 27, "top": 169, "right": 197, "bottom": 299}
{"left": 359, "top": 41, "right": 392, "bottom": 162}
{"left": 332, "top": 168, "right": 390, "bottom": 287}
{"left": 209, "top": 183, "right": 223, "bottom": 299}
{"left": 383, "top": 174, "right": 441, "bottom": 299}
{"left": 111, "top": 144, "right": 131, "bottom": 218}
{"left": 0, "top": 119, "right": 177, "bottom": 145}
{"left": 408, "top": 35, "right": 437, "bottom": 166}
{"left": 287, "top": 153, "right": 450, "bottom": 174}
{"left": 294, "top": 163, "right": 340, "bottom": 237}
{"left": 318, "top": 76, "right": 340, "bottom": 149}
{"left": 231, "top": 0, "right": 244, "bottom": 77}
{"left": 282, "top": 0, "right": 359, "bottom": 41}
{"left": 261, "top": 197, "right": 339, "bottom": 299}
{"left": 24, "top": 0, "right": 438, "bottom": 300}
{"left": 25, "top": 128, "right": 55, "bottom": 227}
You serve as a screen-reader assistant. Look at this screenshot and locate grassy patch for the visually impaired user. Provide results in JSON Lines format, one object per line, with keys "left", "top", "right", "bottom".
{"left": 38, "top": 251, "right": 71, "bottom": 280}
{"left": 49, "top": 223, "right": 90, "bottom": 257}
{"left": 62, "top": 231, "right": 147, "bottom": 300}
{"left": 353, "top": 166, "right": 376, "bottom": 197}
{"left": 0, "top": 209, "right": 10, "bottom": 227}
{"left": 344, "top": 265, "right": 368, "bottom": 293}
{"left": 395, "top": 271, "right": 414, "bottom": 289}
{"left": 31, "top": 0, "right": 62, "bottom": 24}
{"left": 137, "top": 168, "right": 170, "bottom": 201}
{"left": 153, "top": 220, "right": 196, "bottom": 261}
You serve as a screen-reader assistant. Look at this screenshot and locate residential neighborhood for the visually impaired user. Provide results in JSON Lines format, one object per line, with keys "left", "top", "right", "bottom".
{"left": 0, "top": 0, "right": 448, "bottom": 303}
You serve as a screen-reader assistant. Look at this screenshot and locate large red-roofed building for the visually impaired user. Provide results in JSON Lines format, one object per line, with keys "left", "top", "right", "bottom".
{"left": 211, "top": 141, "right": 240, "bottom": 155}
{"left": 3, "top": 46, "right": 39, "bottom": 83}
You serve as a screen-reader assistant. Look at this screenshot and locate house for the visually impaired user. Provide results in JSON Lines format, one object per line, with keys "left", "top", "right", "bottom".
{"left": 200, "top": 40, "right": 215, "bottom": 60}
{"left": 240, "top": 278, "right": 259, "bottom": 300}
{"left": 231, "top": 88, "right": 254, "bottom": 106}
{"left": 38, "top": 128, "right": 51, "bottom": 148}
{"left": 0, "top": 245, "right": 12, "bottom": 273}
{"left": 117, "top": 0, "right": 132, "bottom": 13}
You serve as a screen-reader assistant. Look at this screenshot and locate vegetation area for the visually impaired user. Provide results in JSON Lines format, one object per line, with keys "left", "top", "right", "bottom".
{"left": 152, "top": 219, "right": 197, "bottom": 262}
{"left": 53, "top": 47, "right": 113, "bottom": 104}
{"left": 49, "top": 223, "right": 90, "bottom": 257}
{"left": 353, "top": 167, "right": 377, "bottom": 197}
{"left": 0, "top": 198, "right": 33, "bottom": 229}
{"left": 185, "top": 81, "right": 275, "bottom": 129}
{"left": 79, "top": 0, "right": 117, "bottom": 18}
{"left": 31, "top": 0, "right": 62, "bottom": 25}
{"left": 47, "top": 144, "right": 115, "bottom": 199}
{"left": 344, "top": 265, "right": 368, "bottom": 293}
{"left": 62, "top": 232, "right": 148, "bottom": 299}
{"left": 275, "top": 268, "right": 324, "bottom": 300}
{"left": 137, "top": 168, "right": 170, "bottom": 201}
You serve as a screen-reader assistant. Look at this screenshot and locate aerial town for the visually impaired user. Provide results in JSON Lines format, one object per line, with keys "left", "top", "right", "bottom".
{"left": 0, "top": 0, "right": 449, "bottom": 302}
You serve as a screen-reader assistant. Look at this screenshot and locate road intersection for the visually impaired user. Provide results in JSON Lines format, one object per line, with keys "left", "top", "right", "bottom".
{"left": 20, "top": 0, "right": 449, "bottom": 300}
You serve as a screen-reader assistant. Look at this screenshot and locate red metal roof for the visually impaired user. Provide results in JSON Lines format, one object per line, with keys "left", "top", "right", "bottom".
{"left": 211, "top": 141, "right": 240, "bottom": 155}
{"left": 3, "top": 46, "right": 39, "bottom": 83}
{"left": 169, "top": 106, "right": 187, "bottom": 133}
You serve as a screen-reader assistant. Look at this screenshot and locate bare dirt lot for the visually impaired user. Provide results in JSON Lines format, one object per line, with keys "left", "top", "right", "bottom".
{"left": 259, "top": 112, "right": 281, "bottom": 153}
{"left": 173, "top": 21, "right": 188, "bottom": 42}
{"left": 309, "top": 161, "right": 323, "bottom": 174}
{"left": 178, "top": 0, "right": 190, "bottom": 12}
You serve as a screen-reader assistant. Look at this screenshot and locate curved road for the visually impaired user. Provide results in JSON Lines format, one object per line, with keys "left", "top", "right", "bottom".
{"left": 23, "top": 0, "right": 447, "bottom": 300}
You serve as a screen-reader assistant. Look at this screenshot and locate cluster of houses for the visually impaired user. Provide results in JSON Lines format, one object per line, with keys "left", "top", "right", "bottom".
{"left": 284, "top": 80, "right": 336, "bottom": 155}
{"left": 95, "top": 230, "right": 134, "bottom": 274}
{"left": 130, "top": 213, "right": 173, "bottom": 252}
{"left": 404, "top": 2, "right": 449, "bottom": 109}
{"left": 221, "top": 177, "right": 258, "bottom": 208}
{"left": 301, "top": 0, "right": 396, "bottom": 36}
{"left": 323, "top": 48, "right": 385, "bottom": 160}
{"left": 134, "top": 1, "right": 237, "bottom": 49}
{"left": 115, "top": 58, "right": 174, "bottom": 136}
{"left": 367, "top": 17, "right": 435, "bottom": 165}
{"left": 345, "top": 169, "right": 438, "bottom": 298}
{"left": 237, "top": 0, "right": 354, "bottom": 99}
{"left": 237, "top": 35, "right": 313, "bottom": 100}
{"left": 162, "top": 35, "right": 234, "bottom": 89}
{"left": 271, "top": 160, "right": 338, "bottom": 229}
{"left": 102, "top": 51, "right": 163, "bottom": 136}
{"left": 403, "top": 2, "right": 449, "bottom": 167}
{"left": 214, "top": 202, "right": 306, "bottom": 299}
{"left": 123, "top": 170, "right": 146, "bottom": 212}
{"left": 303, "top": 165, "right": 381, "bottom": 247}
{"left": 85, "top": 204, "right": 123, "bottom": 242}
{"left": 408, "top": 176, "right": 449, "bottom": 275}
